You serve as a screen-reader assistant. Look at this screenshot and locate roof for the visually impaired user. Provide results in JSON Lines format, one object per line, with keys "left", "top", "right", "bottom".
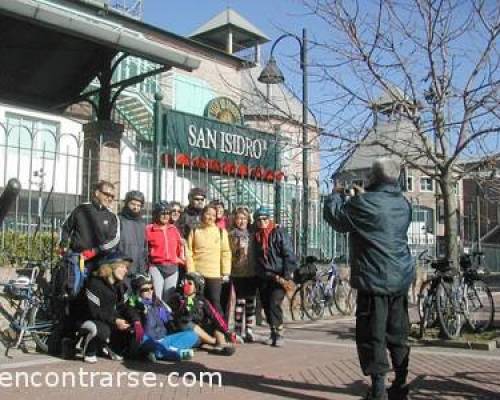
{"left": 239, "top": 66, "right": 317, "bottom": 127}
{"left": 190, "top": 8, "right": 269, "bottom": 51}
{"left": 339, "top": 118, "right": 427, "bottom": 172}
{"left": 0, "top": 0, "right": 202, "bottom": 110}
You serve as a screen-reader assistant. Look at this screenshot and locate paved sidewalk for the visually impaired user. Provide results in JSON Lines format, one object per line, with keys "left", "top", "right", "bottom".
{"left": 1, "top": 318, "right": 500, "bottom": 400}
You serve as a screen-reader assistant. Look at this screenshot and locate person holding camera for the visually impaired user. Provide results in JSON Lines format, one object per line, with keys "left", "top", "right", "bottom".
{"left": 324, "top": 158, "right": 414, "bottom": 400}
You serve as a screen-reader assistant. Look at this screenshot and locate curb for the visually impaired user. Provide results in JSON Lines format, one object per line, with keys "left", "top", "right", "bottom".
{"left": 416, "top": 338, "right": 497, "bottom": 351}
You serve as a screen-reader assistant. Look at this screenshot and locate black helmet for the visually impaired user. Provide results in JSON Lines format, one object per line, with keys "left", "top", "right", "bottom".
{"left": 188, "top": 187, "right": 207, "bottom": 199}
{"left": 130, "top": 273, "right": 153, "bottom": 293}
{"left": 125, "top": 190, "right": 145, "bottom": 205}
{"left": 184, "top": 272, "right": 205, "bottom": 294}
{"left": 152, "top": 201, "right": 170, "bottom": 220}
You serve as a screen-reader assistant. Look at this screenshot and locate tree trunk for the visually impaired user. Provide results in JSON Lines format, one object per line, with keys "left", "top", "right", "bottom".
{"left": 440, "top": 172, "right": 460, "bottom": 270}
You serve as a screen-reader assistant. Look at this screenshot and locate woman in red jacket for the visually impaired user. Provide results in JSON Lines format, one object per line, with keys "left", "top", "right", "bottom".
{"left": 146, "top": 202, "right": 184, "bottom": 302}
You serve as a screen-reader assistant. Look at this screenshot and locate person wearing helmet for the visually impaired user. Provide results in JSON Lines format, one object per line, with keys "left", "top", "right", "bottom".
{"left": 119, "top": 190, "right": 147, "bottom": 276}
{"left": 146, "top": 201, "right": 184, "bottom": 303}
{"left": 178, "top": 187, "right": 207, "bottom": 238}
{"left": 125, "top": 274, "right": 199, "bottom": 362}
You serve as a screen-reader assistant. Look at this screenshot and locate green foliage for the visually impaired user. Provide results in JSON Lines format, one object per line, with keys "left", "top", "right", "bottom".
{"left": 0, "top": 232, "right": 58, "bottom": 266}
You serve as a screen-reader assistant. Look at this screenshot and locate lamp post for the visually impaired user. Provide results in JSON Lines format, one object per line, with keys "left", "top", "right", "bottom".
{"left": 258, "top": 29, "right": 309, "bottom": 260}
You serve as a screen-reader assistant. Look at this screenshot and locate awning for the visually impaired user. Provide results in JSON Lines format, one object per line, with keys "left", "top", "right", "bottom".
{"left": 0, "top": 0, "right": 202, "bottom": 111}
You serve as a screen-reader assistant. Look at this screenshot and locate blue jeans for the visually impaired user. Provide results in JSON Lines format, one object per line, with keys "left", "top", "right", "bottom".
{"left": 141, "top": 330, "right": 199, "bottom": 361}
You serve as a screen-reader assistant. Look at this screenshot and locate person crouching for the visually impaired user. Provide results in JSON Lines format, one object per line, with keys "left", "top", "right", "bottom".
{"left": 79, "top": 251, "right": 136, "bottom": 363}
{"left": 127, "top": 274, "right": 199, "bottom": 362}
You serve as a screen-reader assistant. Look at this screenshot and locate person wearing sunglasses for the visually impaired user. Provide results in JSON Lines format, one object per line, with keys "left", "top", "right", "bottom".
{"left": 146, "top": 202, "right": 185, "bottom": 303}
{"left": 118, "top": 191, "right": 147, "bottom": 277}
{"left": 125, "top": 274, "right": 199, "bottom": 362}
{"left": 60, "top": 180, "right": 121, "bottom": 268}
{"left": 252, "top": 207, "right": 297, "bottom": 347}
{"left": 178, "top": 187, "right": 206, "bottom": 239}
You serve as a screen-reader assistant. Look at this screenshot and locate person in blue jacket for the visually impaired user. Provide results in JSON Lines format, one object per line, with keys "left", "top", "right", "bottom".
{"left": 324, "top": 158, "right": 414, "bottom": 400}
{"left": 127, "top": 274, "right": 199, "bottom": 362}
{"left": 252, "top": 207, "right": 297, "bottom": 347}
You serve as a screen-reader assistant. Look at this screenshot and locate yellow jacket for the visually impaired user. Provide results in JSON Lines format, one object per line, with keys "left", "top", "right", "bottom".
{"left": 186, "top": 225, "right": 232, "bottom": 278}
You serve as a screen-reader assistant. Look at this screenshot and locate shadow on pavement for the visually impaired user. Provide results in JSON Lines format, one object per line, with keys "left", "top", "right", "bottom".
{"left": 123, "top": 358, "right": 368, "bottom": 400}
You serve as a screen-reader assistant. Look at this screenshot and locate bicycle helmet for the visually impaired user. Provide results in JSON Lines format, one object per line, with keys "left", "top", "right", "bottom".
{"left": 152, "top": 201, "right": 170, "bottom": 221}
{"left": 130, "top": 273, "right": 153, "bottom": 293}
{"left": 184, "top": 272, "right": 205, "bottom": 294}
{"left": 125, "top": 190, "right": 145, "bottom": 205}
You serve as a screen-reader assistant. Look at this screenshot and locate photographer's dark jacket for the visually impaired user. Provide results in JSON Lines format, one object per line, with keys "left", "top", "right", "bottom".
{"left": 323, "top": 183, "right": 414, "bottom": 295}
{"left": 252, "top": 226, "right": 297, "bottom": 281}
{"left": 61, "top": 200, "right": 120, "bottom": 254}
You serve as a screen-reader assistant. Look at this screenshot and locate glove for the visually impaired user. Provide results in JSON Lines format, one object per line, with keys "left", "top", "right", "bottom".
{"left": 134, "top": 321, "right": 144, "bottom": 344}
{"left": 81, "top": 248, "right": 97, "bottom": 261}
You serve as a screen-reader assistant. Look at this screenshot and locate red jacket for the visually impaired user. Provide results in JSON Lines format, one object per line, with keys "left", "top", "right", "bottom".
{"left": 146, "top": 223, "right": 184, "bottom": 266}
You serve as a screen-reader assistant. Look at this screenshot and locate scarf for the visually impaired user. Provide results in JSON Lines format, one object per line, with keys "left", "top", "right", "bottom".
{"left": 120, "top": 206, "right": 142, "bottom": 221}
{"left": 255, "top": 222, "right": 275, "bottom": 259}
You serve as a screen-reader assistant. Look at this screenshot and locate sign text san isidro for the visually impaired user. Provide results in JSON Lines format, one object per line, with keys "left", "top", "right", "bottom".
{"left": 161, "top": 109, "right": 284, "bottom": 181}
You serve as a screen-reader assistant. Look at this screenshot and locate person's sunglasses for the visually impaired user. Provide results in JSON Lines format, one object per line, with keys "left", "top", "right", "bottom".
{"left": 171, "top": 209, "right": 181, "bottom": 214}
{"left": 100, "top": 190, "right": 115, "bottom": 200}
{"left": 192, "top": 197, "right": 205, "bottom": 201}
{"left": 140, "top": 286, "right": 154, "bottom": 293}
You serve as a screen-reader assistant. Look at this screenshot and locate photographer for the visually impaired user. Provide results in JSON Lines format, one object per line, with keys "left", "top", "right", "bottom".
{"left": 324, "top": 158, "right": 414, "bottom": 400}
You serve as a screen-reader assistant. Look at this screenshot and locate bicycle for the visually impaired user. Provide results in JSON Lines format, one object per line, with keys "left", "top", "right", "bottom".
{"left": 291, "top": 257, "right": 356, "bottom": 321}
{"left": 418, "top": 251, "right": 495, "bottom": 339}
{"left": 1, "top": 261, "right": 56, "bottom": 356}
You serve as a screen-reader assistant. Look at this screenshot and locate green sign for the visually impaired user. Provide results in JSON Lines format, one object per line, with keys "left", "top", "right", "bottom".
{"left": 162, "top": 109, "right": 280, "bottom": 173}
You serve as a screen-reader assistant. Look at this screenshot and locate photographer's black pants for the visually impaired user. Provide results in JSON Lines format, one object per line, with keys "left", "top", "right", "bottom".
{"left": 355, "top": 293, "right": 410, "bottom": 376}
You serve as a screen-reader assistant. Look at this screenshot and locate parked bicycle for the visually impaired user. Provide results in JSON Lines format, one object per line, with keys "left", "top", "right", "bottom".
{"left": 290, "top": 257, "right": 356, "bottom": 321}
{"left": 0, "top": 261, "right": 55, "bottom": 356}
{"left": 417, "top": 250, "right": 494, "bottom": 340}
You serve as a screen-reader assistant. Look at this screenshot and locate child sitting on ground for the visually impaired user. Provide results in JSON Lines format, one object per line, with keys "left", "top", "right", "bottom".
{"left": 127, "top": 274, "right": 199, "bottom": 362}
{"left": 169, "top": 272, "right": 235, "bottom": 356}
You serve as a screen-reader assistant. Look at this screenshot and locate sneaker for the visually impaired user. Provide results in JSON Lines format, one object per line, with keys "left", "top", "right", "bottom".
{"left": 272, "top": 334, "right": 285, "bottom": 347}
{"left": 83, "top": 354, "right": 98, "bottom": 364}
{"left": 387, "top": 384, "right": 409, "bottom": 400}
{"left": 179, "top": 349, "right": 194, "bottom": 361}
{"left": 61, "top": 338, "right": 75, "bottom": 360}
{"left": 213, "top": 346, "right": 235, "bottom": 356}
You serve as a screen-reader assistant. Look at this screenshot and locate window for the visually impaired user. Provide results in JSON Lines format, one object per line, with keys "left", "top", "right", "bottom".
{"left": 173, "top": 74, "right": 215, "bottom": 116}
{"left": 406, "top": 176, "right": 414, "bottom": 192}
{"left": 420, "top": 176, "right": 433, "bottom": 192}
{"left": 6, "top": 113, "right": 59, "bottom": 159}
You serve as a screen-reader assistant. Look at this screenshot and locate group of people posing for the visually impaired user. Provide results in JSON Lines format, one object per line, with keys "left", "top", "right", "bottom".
{"left": 58, "top": 182, "right": 297, "bottom": 364}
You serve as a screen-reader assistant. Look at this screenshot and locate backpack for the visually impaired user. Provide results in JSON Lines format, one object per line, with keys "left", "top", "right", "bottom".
{"left": 52, "top": 251, "right": 88, "bottom": 301}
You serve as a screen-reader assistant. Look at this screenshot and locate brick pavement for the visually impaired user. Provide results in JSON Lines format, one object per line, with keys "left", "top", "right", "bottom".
{"left": 1, "top": 318, "right": 499, "bottom": 400}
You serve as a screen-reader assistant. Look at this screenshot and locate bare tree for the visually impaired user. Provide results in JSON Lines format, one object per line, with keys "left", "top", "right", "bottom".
{"left": 301, "top": 0, "right": 499, "bottom": 266}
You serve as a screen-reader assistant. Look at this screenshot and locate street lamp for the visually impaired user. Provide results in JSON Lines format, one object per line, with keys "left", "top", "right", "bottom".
{"left": 258, "top": 29, "right": 309, "bottom": 260}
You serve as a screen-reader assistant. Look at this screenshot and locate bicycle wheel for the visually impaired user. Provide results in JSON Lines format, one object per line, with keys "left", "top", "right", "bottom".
{"left": 333, "top": 279, "right": 355, "bottom": 315}
{"left": 301, "top": 280, "right": 325, "bottom": 321}
{"left": 29, "top": 303, "right": 54, "bottom": 353}
{"left": 289, "top": 285, "right": 305, "bottom": 321}
{"left": 464, "top": 279, "right": 495, "bottom": 333}
{"left": 418, "top": 280, "right": 437, "bottom": 337}
{"left": 436, "top": 279, "right": 463, "bottom": 339}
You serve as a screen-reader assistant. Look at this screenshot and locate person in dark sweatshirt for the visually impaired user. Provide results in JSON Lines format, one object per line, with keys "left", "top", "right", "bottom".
{"left": 177, "top": 187, "right": 206, "bottom": 239}
{"left": 119, "top": 191, "right": 147, "bottom": 276}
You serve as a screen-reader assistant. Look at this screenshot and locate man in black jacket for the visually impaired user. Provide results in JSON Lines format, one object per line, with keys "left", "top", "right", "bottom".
{"left": 61, "top": 180, "right": 120, "bottom": 268}
{"left": 324, "top": 158, "right": 414, "bottom": 400}
{"left": 118, "top": 190, "right": 147, "bottom": 276}
{"left": 252, "top": 207, "right": 297, "bottom": 347}
{"left": 178, "top": 187, "right": 206, "bottom": 238}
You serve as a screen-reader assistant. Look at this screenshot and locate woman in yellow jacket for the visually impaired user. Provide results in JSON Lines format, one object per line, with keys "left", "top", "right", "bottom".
{"left": 186, "top": 204, "right": 231, "bottom": 316}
